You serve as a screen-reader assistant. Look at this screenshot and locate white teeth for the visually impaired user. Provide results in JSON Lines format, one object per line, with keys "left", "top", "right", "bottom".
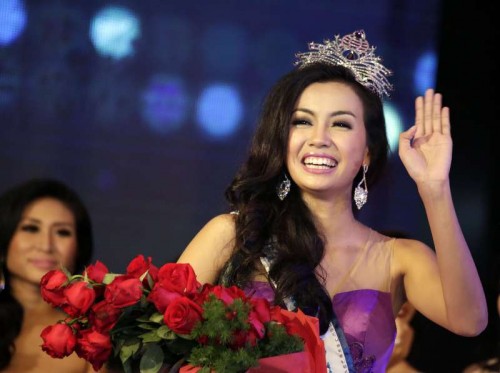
{"left": 304, "top": 156, "right": 337, "bottom": 168}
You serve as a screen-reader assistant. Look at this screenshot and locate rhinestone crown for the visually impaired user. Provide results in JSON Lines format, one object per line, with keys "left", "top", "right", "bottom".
{"left": 294, "top": 30, "right": 393, "bottom": 98}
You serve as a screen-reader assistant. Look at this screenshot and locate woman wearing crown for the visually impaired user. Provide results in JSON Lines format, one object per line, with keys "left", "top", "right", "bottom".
{"left": 177, "top": 30, "right": 487, "bottom": 372}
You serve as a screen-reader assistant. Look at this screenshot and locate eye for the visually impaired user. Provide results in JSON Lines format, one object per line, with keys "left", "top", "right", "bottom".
{"left": 56, "top": 228, "right": 74, "bottom": 237}
{"left": 291, "top": 118, "right": 312, "bottom": 126}
{"left": 332, "top": 120, "right": 352, "bottom": 129}
{"left": 20, "top": 224, "right": 39, "bottom": 233}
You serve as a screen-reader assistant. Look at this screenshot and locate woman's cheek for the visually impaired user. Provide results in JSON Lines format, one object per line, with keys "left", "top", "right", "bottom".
{"left": 59, "top": 240, "right": 79, "bottom": 271}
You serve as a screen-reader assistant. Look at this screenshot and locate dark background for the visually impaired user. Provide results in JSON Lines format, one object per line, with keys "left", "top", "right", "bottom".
{"left": 407, "top": 1, "right": 499, "bottom": 371}
{"left": 0, "top": 0, "right": 497, "bottom": 371}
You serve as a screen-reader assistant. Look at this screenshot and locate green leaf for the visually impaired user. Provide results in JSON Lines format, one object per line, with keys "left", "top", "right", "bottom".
{"left": 139, "top": 270, "right": 149, "bottom": 282}
{"left": 103, "top": 273, "right": 121, "bottom": 284}
{"left": 146, "top": 273, "right": 155, "bottom": 289}
{"left": 149, "top": 312, "right": 164, "bottom": 323}
{"left": 157, "top": 325, "right": 176, "bottom": 340}
{"left": 140, "top": 331, "right": 162, "bottom": 343}
{"left": 61, "top": 266, "right": 72, "bottom": 278}
{"left": 137, "top": 315, "right": 154, "bottom": 323}
{"left": 119, "top": 340, "right": 141, "bottom": 363}
{"left": 177, "top": 333, "right": 195, "bottom": 340}
{"left": 140, "top": 343, "right": 164, "bottom": 373}
{"left": 122, "top": 359, "right": 132, "bottom": 373}
{"left": 138, "top": 323, "right": 158, "bottom": 330}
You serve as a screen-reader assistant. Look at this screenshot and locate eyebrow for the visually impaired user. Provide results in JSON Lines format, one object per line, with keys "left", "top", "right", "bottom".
{"left": 293, "top": 108, "right": 357, "bottom": 118}
{"left": 21, "top": 217, "right": 75, "bottom": 227}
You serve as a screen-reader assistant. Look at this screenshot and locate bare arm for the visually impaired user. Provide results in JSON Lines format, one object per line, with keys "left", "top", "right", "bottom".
{"left": 176, "top": 214, "right": 236, "bottom": 284}
{"left": 396, "top": 89, "right": 487, "bottom": 336}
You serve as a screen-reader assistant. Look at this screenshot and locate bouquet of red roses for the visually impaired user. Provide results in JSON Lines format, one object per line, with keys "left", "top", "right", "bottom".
{"left": 40, "top": 255, "right": 326, "bottom": 373}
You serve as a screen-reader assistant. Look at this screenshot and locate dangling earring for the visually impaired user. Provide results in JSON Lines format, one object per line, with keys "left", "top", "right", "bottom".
{"left": 277, "top": 173, "right": 291, "bottom": 201}
{"left": 354, "top": 164, "right": 369, "bottom": 210}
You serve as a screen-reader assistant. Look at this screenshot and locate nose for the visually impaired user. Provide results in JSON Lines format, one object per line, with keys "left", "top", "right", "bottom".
{"left": 308, "top": 125, "right": 332, "bottom": 148}
{"left": 36, "top": 230, "right": 54, "bottom": 253}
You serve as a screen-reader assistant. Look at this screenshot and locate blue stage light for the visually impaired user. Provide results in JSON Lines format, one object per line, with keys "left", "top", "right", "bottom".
{"left": 141, "top": 75, "right": 189, "bottom": 134}
{"left": 196, "top": 83, "right": 243, "bottom": 139}
{"left": 383, "top": 102, "right": 404, "bottom": 155}
{"left": 0, "top": 0, "right": 27, "bottom": 46}
{"left": 89, "top": 6, "right": 140, "bottom": 60}
{"left": 414, "top": 51, "right": 437, "bottom": 95}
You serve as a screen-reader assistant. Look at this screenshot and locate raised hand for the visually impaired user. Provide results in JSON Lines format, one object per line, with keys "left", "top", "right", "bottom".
{"left": 398, "top": 88, "right": 453, "bottom": 185}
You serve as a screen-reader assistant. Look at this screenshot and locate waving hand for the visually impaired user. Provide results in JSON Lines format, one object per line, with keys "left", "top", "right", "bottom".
{"left": 398, "top": 89, "right": 453, "bottom": 185}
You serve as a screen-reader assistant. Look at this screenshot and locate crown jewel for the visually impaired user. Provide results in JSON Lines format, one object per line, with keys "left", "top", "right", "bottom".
{"left": 294, "top": 30, "right": 393, "bottom": 98}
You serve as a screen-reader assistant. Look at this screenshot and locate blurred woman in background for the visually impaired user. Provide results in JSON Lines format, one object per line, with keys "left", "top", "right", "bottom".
{"left": 0, "top": 178, "right": 94, "bottom": 372}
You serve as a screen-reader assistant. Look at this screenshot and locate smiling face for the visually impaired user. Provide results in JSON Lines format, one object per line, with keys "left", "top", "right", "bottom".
{"left": 6, "top": 197, "right": 78, "bottom": 288}
{"left": 286, "top": 81, "right": 369, "bottom": 199}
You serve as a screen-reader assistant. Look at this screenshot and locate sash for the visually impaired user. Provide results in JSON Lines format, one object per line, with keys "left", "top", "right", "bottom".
{"left": 260, "top": 257, "right": 355, "bottom": 372}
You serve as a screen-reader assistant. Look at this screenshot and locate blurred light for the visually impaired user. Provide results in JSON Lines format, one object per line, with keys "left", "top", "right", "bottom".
{"left": 383, "top": 102, "right": 404, "bottom": 155}
{"left": 141, "top": 74, "right": 189, "bottom": 134}
{"left": 0, "top": 0, "right": 27, "bottom": 46}
{"left": 196, "top": 83, "right": 243, "bottom": 139}
{"left": 201, "top": 24, "right": 247, "bottom": 76}
{"left": 413, "top": 51, "right": 437, "bottom": 95}
{"left": 89, "top": 6, "right": 140, "bottom": 60}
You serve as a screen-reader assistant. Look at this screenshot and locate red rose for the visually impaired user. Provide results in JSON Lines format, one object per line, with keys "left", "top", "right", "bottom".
{"left": 250, "top": 297, "right": 271, "bottom": 323}
{"left": 104, "top": 275, "right": 143, "bottom": 308}
{"left": 232, "top": 328, "right": 259, "bottom": 348}
{"left": 148, "top": 282, "right": 182, "bottom": 313}
{"left": 126, "top": 254, "right": 159, "bottom": 288}
{"left": 40, "top": 323, "right": 76, "bottom": 358}
{"left": 248, "top": 297, "right": 271, "bottom": 338}
{"left": 61, "top": 281, "right": 96, "bottom": 317}
{"left": 210, "top": 285, "right": 247, "bottom": 305}
{"left": 126, "top": 254, "right": 152, "bottom": 277}
{"left": 163, "top": 296, "right": 203, "bottom": 335}
{"left": 89, "top": 300, "right": 122, "bottom": 332}
{"left": 191, "top": 283, "right": 214, "bottom": 305}
{"left": 75, "top": 328, "right": 112, "bottom": 371}
{"left": 157, "top": 263, "right": 200, "bottom": 294}
{"left": 85, "top": 261, "right": 109, "bottom": 283}
{"left": 40, "top": 269, "right": 68, "bottom": 307}
{"left": 147, "top": 264, "right": 159, "bottom": 283}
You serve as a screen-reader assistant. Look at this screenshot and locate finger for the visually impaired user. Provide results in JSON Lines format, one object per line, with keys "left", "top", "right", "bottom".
{"left": 399, "top": 125, "right": 417, "bottom": 153}
{"left": 432, "top": 92, "right": 442, "bottom": 133}
{"left": 414, "top": 96, "right": 424, "bottom": 138}
{"left": 400, "top": 124, "right": 417, "bottom": 140}
{"left": 441, "top": 106, "right": 451, "bottom": 136}
{"left": 424, "top": 88, "right": 434, "bottom": 135}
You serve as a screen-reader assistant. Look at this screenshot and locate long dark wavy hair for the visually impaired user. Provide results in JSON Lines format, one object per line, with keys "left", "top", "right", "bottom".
{"left": 220, "top": 62, "right": 389, "bottom": 334}
{"left": 0, "top": 178, "right": 93, "bottom": 370}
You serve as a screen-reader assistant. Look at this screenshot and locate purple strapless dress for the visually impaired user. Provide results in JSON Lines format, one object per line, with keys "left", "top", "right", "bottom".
{"left": 245, "top": 282, "right": 396, "bottom": 373}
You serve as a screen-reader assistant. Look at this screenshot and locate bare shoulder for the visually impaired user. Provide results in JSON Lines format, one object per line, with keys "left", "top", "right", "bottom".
{"left": 190, "top": 213, "right": 236, "bottom": 245}
{"left": 177, "top": 213, "right": 236, "bottom": 284}
{"left": 391, "top": 236, "right": 436, "bottom": 276}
